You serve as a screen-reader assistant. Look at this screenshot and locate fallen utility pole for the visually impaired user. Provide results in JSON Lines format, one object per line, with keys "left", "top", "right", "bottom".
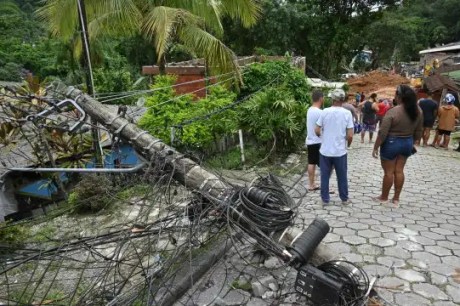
{"left": 50, "top": 81, "right": 336, "bottom": 259}
{"left": 49, "top": 82, "right": 338, "bottom": 301}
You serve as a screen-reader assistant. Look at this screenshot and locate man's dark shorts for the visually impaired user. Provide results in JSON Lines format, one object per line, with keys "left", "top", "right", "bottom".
{"left": 307, "top": 143, "right": 321, "bottom": 166}
{"left": 438, "top": 129, "right": 452, "bottom": 136}
{"left": 423, "top": 119, "right": 435, "bottom": 128}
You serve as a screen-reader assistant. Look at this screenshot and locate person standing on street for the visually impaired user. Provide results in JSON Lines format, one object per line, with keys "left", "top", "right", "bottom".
{"left": 376, "top": 98, "right": 390, "bottom": 128}
{"left": 433, "top": 93, "right": 460, "bottom": 149}
{"left": 306, "top": 90, "right": 324, "bottom": 191}
{"left": 372, "top": 85, "right": 423, "bottom": 207}
{"left": 418, "top": 92, "right": 438, "bottom": 146}
{"left": 315, "top": 89, "right": 354, "bottom": 205}
{"left": 359, "top": 93, "right": 379, "bottom": 143}
{"left": 355, "top": 92, "right": 361, "bottom": 106}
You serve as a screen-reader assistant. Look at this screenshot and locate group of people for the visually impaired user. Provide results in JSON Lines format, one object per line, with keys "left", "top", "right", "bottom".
{"left": 306, "top": 84, "right": 437, "bottom": 208}
{"left": 355, "top": 92, "right": 393, "bottom": 144}
{"left": 418, "top": 92, "right": 460, "bottom": 149}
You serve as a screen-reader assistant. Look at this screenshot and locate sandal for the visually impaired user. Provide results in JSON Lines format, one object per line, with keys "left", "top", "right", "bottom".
{"left": 390, "top": 199, "right": 399, "bottom": 208}
{"left": 308, "top": 186, "right": 320, "bottom": 191}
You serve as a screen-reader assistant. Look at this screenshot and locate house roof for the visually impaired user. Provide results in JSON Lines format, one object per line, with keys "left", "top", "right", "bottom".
{"left": 419, "top": 42, "right": 460, "bottom": 55}
{"left": 0, "top": 104, "right": 146, "bottom": 178}
{"left": 424, "top": 73, "right": 459, "bottom": 93}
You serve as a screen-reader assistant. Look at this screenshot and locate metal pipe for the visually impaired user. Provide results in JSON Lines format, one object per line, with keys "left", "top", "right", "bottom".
{"left": 8, "top": 162, "right": 146, "bottom": 173}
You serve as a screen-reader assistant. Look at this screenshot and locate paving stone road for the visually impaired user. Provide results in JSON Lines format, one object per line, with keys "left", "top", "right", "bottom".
{"left": 178, "top": 141, "right": 460, "bottom": 306}
{"left": 297, "top": 141, "right": 460, "bottom": 305}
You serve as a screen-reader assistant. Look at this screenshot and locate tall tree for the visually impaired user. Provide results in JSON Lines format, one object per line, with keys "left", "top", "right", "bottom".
{"left": 224, "top": 0, "right": 399, "bottom": 78}
{"left": 37, "top": 0, "right": 261, "bottom": 79}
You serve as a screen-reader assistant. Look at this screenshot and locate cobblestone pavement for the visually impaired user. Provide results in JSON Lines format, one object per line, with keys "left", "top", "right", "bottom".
{"left": 177, "top": 141, "right": 460, "bottom": 306}
{"left": 298, "top": 141, "right": 460, "bottom": 306}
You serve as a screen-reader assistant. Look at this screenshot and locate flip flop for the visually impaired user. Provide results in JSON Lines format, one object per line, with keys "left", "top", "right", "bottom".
{"left": 308, "top": 186, "right": 320, "bottom": 191}
{"left": 390, "top": 199, "right": 399, "bottom": 208}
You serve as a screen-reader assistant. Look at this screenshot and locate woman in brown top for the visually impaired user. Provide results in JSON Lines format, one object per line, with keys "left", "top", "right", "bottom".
{"left": 372, "top": 85, "right": 423, "bottom": 207}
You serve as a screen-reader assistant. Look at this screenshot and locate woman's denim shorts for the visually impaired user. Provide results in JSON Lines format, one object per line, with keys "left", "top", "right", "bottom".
{"left": 380, "top": 136, "right": 413, "bottom": 161}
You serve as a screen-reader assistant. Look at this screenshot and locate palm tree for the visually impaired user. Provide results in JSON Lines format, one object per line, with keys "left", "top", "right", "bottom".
{"left": 37, "top": 0, "right": 261, "bottom": 80}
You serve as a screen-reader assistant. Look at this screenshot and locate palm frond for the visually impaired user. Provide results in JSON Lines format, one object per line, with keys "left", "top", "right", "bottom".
{"left": 178, "top": 25, "right": 241, "bottom": 81}
{"left": 142, "top": 6, "right": 201, "bottom": 60}
{"left": 88, "top": 0, "right": 142, "bottom": 38}
{"left": 219, "top": 0, "right": 261, "bottom": 28}
{"left": 160, "top": 0, "right": 223, "bottom": 35}
{"left": 36, "top": 0, "right": 78, "bottom": 41}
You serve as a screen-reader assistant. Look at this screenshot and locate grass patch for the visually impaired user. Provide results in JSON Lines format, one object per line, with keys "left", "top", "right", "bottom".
{"left": 0, "top": 221, "right": 30, "bottom": 248}
{"left": 205, "top": 145, "right": 268, "bottom": 170}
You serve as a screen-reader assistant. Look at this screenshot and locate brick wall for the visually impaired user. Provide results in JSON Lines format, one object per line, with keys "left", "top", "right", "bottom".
{"left": 142, "top": 66, "right": 212, "bottom": 98}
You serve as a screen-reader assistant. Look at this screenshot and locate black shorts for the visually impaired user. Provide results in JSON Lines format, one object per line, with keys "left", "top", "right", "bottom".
{"left": 423, "top": 119, "right": 435, "bottom": 128}
{"left": 438, "top": 129, "right": 452, "bottom": 136}
{"left": 307, "top": 143, "right": 321, "bottom": 166}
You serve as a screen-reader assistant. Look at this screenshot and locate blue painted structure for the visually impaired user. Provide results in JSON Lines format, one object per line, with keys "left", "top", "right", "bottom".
{"left": 17, "top": 144, "right": 141, "bottom": 199}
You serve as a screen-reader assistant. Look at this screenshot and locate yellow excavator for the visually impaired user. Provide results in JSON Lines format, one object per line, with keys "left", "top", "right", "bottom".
{"left": 424, "top": 58, "right": 440, "bottom": 77}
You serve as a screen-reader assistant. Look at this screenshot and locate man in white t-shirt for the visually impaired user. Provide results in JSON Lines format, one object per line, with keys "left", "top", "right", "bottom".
{"left": 306, "top": 90, "right": 324, "bottom": 191}
{"left": 315, "top": 89, "right": 354, "bottom": 205}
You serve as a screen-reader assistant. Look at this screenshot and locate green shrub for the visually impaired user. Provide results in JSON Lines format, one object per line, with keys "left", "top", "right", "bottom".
{"left": 68, "top": 174, "right": 114, "bottom": 214}
{"left": 240, "top": 60, "right": 311, "bottom": 104}
{"left": 139, "top": 75, "right": 238, "bottom": 150}
{"left": 237, "top": 61, "right": 311, "bottom": 153}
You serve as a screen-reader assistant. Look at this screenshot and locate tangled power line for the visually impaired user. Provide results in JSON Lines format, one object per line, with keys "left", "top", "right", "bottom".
{"left": 0, "top": 76, "right": 376, "bottom": 306}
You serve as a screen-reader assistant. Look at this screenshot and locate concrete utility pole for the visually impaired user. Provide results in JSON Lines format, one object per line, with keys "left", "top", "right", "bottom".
{"left": 50, "top": 82, "right": 334, "bottom": 263}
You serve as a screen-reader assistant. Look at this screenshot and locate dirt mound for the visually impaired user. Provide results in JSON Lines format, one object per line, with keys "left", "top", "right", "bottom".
{"left": 348, "top": 71, "right": 410, "bottom": 99}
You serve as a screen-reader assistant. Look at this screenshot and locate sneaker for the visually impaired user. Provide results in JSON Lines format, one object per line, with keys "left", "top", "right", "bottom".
{"left": 319, "top": 200, "right": 330, "bottom": 206}
{"left": 341, "top": 200, "right": 352, "bottom": 206}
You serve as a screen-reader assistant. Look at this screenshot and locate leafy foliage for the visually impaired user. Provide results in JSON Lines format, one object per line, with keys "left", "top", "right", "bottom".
{"left": 237, "top": 60, "right": 311, "bottom": 152}
{"left": 139, "top": 75, "right": 238, "bottom": 150}
{"left": 224, "top": 0, "right": 399, "bottom": 77}
{"left": 140, "top": 61, "right": 310, "bottom": 155}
